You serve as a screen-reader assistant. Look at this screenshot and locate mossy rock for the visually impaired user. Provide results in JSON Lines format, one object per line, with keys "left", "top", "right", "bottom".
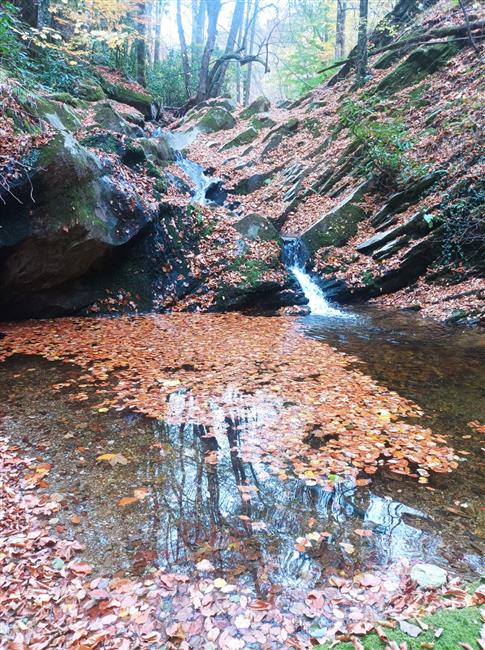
{"left": 21, "top": 95, "right": 81, "bottom": 133}
{"left": 47, "top": 92, "right": 84, "bottom": 108}
{"left": 220, "top": 126, "right": 258, "bottom": 151}
{"left": 240, "top": 95, "right": 271, "bottom": 119}
{"left": 100, "top": 79, "right": 155, "bottom": 119}
{"left": 121, "top": 141, "right": 147, "bottom": 167}
{"left": 137, "top": 136, "right": 175, "bottom": 162}
{"left": 234, "top": 214, "right": 281, "bottom": 243}
{"left": 301, "top": 180, "right": 372, "bottom": 253}
{"left": 4, "top": 107, "right": 42, "bottom": 136}
{"left": 74, "top": 80, "right": 105, "bottom": 102}
{"left": 196, "top": 106, "right": 236, "bottom": 133}
{"left": 250, "top": 114, "right": 277, "bottom": 130}
{"left": 92, "top": 102, "right": 144, "bottom": 137}
{"left": 375, "top": 42, "right": 460, "bottom": 96}
{"left": 80, "top": 132, "right": 124, "bottom": 155}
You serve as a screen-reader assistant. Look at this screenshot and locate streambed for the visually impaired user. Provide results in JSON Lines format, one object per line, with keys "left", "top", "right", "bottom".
{"left": 1, "top": 309, "right": 483, "bottom": 601}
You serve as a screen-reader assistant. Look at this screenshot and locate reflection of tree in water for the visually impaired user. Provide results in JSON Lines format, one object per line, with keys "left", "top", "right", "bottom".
{"left": 138, "top": 402, "right": 443, "bottom": 593}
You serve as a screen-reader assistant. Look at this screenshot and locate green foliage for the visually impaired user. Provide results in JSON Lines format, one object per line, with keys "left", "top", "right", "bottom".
{"left": 339, "top": 97, "right": 422, "bottom": 188}
{"left": 146, "top": 51, "right": 189, "bottom": 106}
{"left": 317, "top": 606, "right": 482, "bottom": 649}
{"left": 0, "top": 3, "right": 32, "bottom": 78}
{"left": 440, "top": 180, "right": 485, "bottom": 265}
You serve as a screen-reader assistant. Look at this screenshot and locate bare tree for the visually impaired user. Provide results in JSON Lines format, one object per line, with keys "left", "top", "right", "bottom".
{"left": 335, "top": 0, "right": 346, "bottom": 60}
{"left": 176, "top": 0, "right": 192, "bottom": 96}
{"left": 243, "top": 0, "right": 259, "bottom": 104}
{"left": 195, "top": 0, "right": 222, "bottom": 102}
{"left": 355, "top": 0, "right": 369, "bottom": 86}
{"left": 209, "top": 0, "right": 246, "bottom": 97}
{"left": 136, "top": 1, "right": 147, "bottom": 86}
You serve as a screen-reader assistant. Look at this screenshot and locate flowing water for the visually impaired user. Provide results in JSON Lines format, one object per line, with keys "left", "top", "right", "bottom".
{"left": 283, "top": 238, "right": 349, "bottom": 318}
{"left": 1, "top": 309, "right": 484, "bottom": 596}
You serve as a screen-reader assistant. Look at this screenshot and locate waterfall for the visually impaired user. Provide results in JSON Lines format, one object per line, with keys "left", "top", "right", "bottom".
{"left": 283, "top": 238, "right": 347, "bottom": 317}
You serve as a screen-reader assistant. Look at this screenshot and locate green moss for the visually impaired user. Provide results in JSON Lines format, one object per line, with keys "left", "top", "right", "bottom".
{"left": 317, "top": 606, "right": 482, "bottom": 649}
{"left": 121, "top": 141, "right": 146, "bottom": 166}
{"left": 375, "top": 43, "right": 460, "bottom": 97}
{"left": 80, "top": 133, "right": 123, "bottom": 155}
{"left": 47, "top": 92, "right": 84, "bottom": 108}
{"left": 101, "top": 80, "right": 153, "bottom": 118}
{"left": 229, "top": 257, "right": 271, "bottom": 287}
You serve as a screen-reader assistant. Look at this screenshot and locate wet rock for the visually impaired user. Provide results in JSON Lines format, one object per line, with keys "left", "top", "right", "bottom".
{"left": 375, "top": 42, "right": 460, "bottom": 96}
{"left": 220, "top": 126, "right": 258, "bottom": 151}
{"left": 196, "top": 107, "right": 236, "bottom": 133}
{"left": 21, "top": 94, "right": 81, "bottom": 133}
{"left": 410, "top": 563, "right": 447, "bottom": 589}
{"left": 301, "top": 179, "right": 372, "bottom": 254}
{"left": 234, "top": 214, "right": 281, "bottom": 243}
{"left": 371, "top": 170, "right": 447, "bottom": 228}
{"left": 92, "top": 102, "right": 144, "bottom": 138}
{"left": 0, "top": 132, "right": 156, "bottom": 318}
{"left": 240, "top": 95, "right": 271, "bottom": 119}
{"left": 281, "top": 304, "right": 311, "bottom": 316}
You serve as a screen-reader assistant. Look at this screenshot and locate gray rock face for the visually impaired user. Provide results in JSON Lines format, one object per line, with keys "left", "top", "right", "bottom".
{"left": 410, "top": 563, "right": 447, "bottom": 589}
{"left": 234, "top": 214, "right": 281, "bottom": 242}
{"left": 0, "top": 132, "right": 156, "bottom": 317}
{"left": 357, "top": 212, "right": 430, "bottom": 255}
{"left": 371, "top": 171, "right": 446, "bottom": 228}
{"left": 301, "top": 179, "right": 372, "bottom": 254}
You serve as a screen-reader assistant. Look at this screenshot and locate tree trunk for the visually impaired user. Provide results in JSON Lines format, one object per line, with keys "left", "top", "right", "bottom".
{"left": 243, "top": 0, "right": 259, "bottom": 105}
{"left": 195, "top": 0, "right": 221, "bottom": 102}
{"left": 153, "top": 0, "right": 162, "bottom": 64}
{"left": 192, "top": 0, "right": 206, "bottom": 67}
{"left": 136, "top": 1, "right": 147, "bottom": 87}
{"left": 335, "top": 0, "right": 346, "bottom": 59}
{"left": 176, "top": 0, "right": 192, "bottom": 97}
{"left": 355, "top": 0, "right": 369, "bottom": 86}
{"left": 209, "top": 0, "right": 246, "bottom": 97}
{"left": 14, "top": 0, "right": 50, "bottom": 28}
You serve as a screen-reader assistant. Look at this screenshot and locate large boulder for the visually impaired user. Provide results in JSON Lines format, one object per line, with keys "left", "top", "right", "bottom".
{"left": 91, "top": 102, "right": 144, "bottom": 137}
{"left": 301, "top": 180, "right": 372, "bottom": 254}
{"left": 196, "top": 107, "right": 236, "bottom": 133}
{"left": 0, "top": 132, "right": 156, "bottom": 317}
{"left": 100, "top": 78, "right": 156, "bottom": 119}
{"left": 234, "top": 214, "right": 281, "bottom": 243}
{"left": 240, "top": 95, "right": 271, "bottom": 119}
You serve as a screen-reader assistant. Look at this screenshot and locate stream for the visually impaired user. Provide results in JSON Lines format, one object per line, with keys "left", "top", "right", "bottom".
{"left": 0, "top": 147, "right": 484, "bottom": 645}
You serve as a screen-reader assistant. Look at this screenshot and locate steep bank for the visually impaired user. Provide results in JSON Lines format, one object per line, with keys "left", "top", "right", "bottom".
{"left": 1, "top": 0, "right": 484, "bottom": 322}
{"left": 181, "top": 0, "right": 484, "bottom": 325}
{"left": 0, "top": 68, "right": 294, "bottom": 318}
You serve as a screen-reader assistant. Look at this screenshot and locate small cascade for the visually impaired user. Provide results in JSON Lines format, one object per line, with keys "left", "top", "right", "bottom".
{"left": 175, "top": 153, "right": 214, "bottom": 204}
{"left": 283, "top": 238, "right": 347, "bottom": 317}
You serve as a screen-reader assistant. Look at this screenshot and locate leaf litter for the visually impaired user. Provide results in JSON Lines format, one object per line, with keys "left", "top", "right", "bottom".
{"left": 0, "top": 313, "right": 479, "bottom": 649}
